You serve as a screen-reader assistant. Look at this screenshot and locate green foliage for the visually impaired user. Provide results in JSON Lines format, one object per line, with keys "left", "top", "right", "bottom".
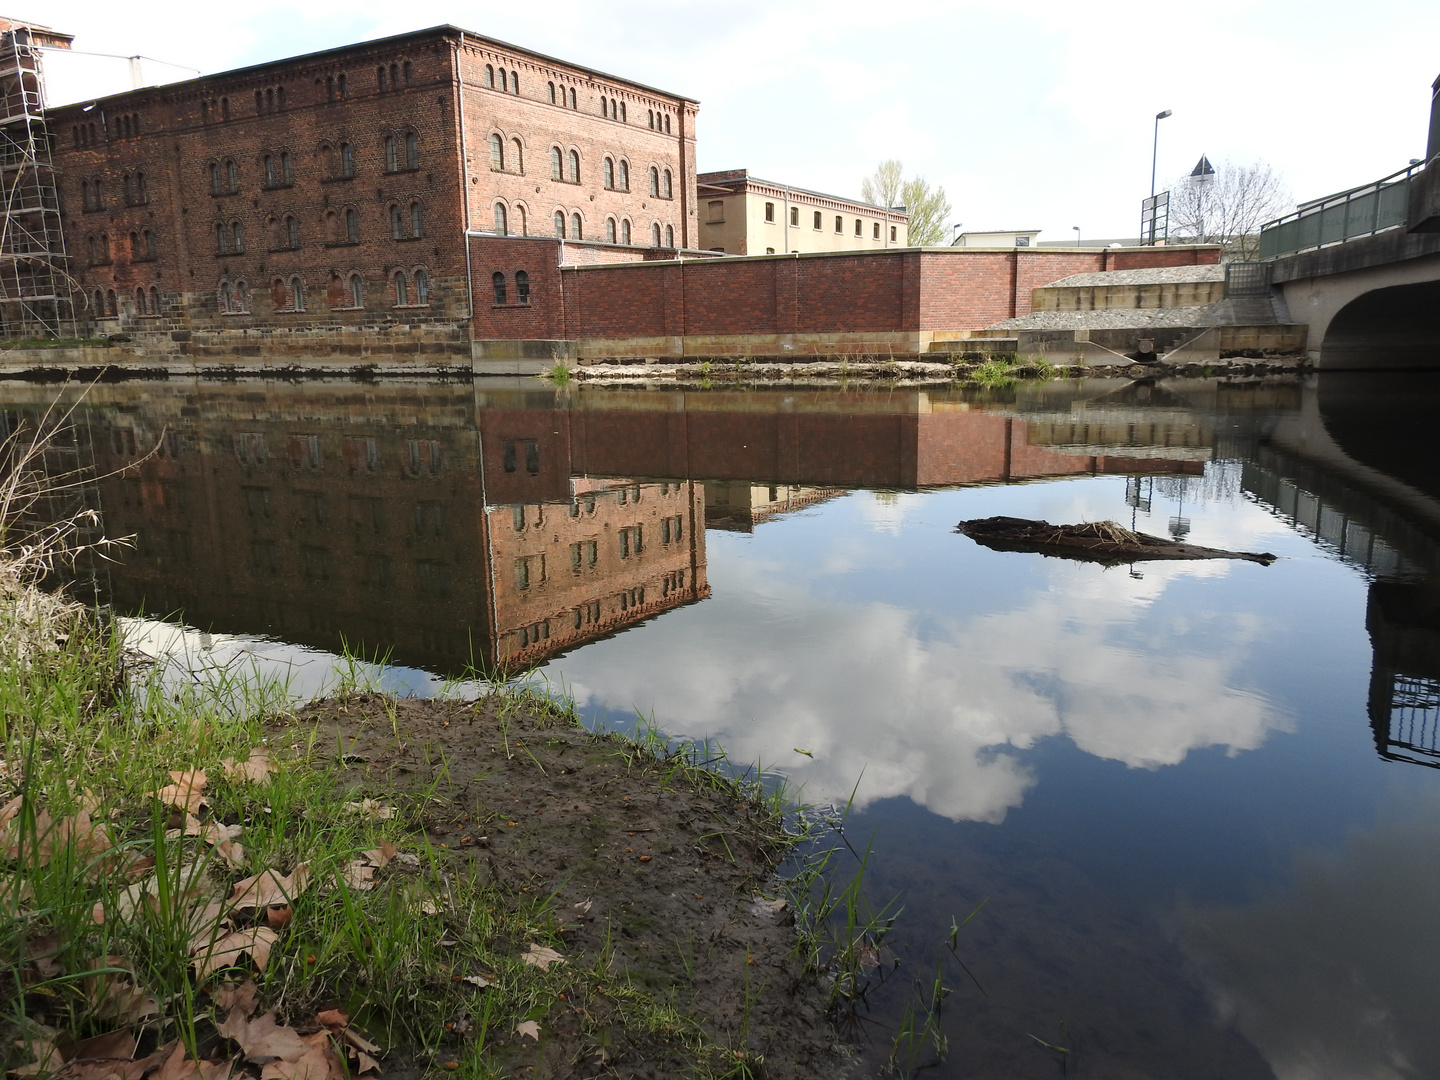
{"left": 860, "top": 160, "right": 952, "bottom": 246}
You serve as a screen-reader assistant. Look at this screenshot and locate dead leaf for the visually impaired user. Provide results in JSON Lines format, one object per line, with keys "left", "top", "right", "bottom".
{"left": 458, "top": 975, "right": 491, "bottom": 988}
{"left": 9, "top": 1037, "right": 63, "bottom": 1077}
{"left": 209, "top": 981, "right": 259, "bottom": 1018}
{"left": 392, "top": 853, "right": 420, "bottom": 868}
{"left": 359, "top": 842, "right": 396, "bottom": 869}
{"left": 257, "top": 1045, "right": 329, "bottom": 1080}
{"left": 339, "top": 862, "right": 375, "bottom": 892}
{"left": 192, "top": 927, "right": 279, "bottom": 980}
{"left": 417, "top": 899, "right": 439, "bottom": 916}
{"left": 196, "top": 1060, "right": 242, "bottom": 1080}
{"left": 264, "top": 906, "right": 292, "bottom": 929}
{"left": 521, "top": 944, "right": 564, "bottom": 971}
{"left": 515, "top": 1021, "right": 540, "bottom": 1042}
{"left": 212, "top": 840, "right": 245, "bottom": 871}
{"left": 340, "top": 1030, "right": 380, "bottom": 1057}
{"left": 314, "top": 1010, "right": 346, "bottom": 1030}
{"left": 220, "top": 749, "right": 277, "bottom": 785}
{"left": 119, "top": 1041, "right": 180, "bottom": 1080}
{"left": 67, "top": 1029, "right": 137, "bottom": 1063}
{"left": 216, "top": 1010, "right": 309, "bottom": 1066}
{"left": 156, "top": 771, "right": 207, "bottom": 815}
{"left": 228, "top": 866, "right": 310, "bottom": 912}
{"left": 341, "top": 800, "right": 394, "bottom": 822}
{"left": 88, "top": 967, "right": 160, "bottom": 1026}
{"left": 572, "top": 900, "right": 592, "bottom": 915}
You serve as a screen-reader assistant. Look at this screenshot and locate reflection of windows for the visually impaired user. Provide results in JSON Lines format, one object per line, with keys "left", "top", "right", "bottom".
{"left": 301, "top": 545, "right": 332, "bottom": 580}
{"left": 350, "top": 495, "right": 384, "bottom": 532}
{"left": 572, "top": 601, "right": 601, "bottom": 629}
{"left": 415, "top": 560, "right": 451, "bottom": 598}
{"left": 569, "top": 539, "right": 598, "bottom": 571}
{"left": 618, "top": 586, "right": 645, "bottom": 610}
{"left": 518, "top": 621, "right": 549, "bottom": 646}
{"left": 514, "top": 554, "right": 545, "bottom": 590}
{"left": 618, "top": 525, "right": 643, "bottom": 558}
{"left": 405, "top": 439, "right": 442, "bottom": 476}
{"left": 502, "top": 439, "right": 539, "bottom": 474}
{"left": 298, "top": 491, "right": 327, "bottom": 524}
{"left": 343, "top": 436, "right": 378, "bottom": 472}
{"left": 661, "top": 569, "right": 686, "bottom": 597}
{"left": 413, "top": 500, "right": 445, "bottom": 536}
{"left": 242, "top": 486, "right": 273, "bottom": 519}
{"left": 512, "top": 505, "right": 526, "bottom": 531}
{"left": 234, "top": 432, "right": 267, "bottom": 467}
{"left": 288, "top": 434, "right": 322, "bottom": 469}
{"left": 661, "top": 514, "right": 683, "bottom": 544}
{"left": 363, "top": 554, "right": 391, "bottom": 586}
{"left": 249, "top": 540, "right": 279, "bottom": 574}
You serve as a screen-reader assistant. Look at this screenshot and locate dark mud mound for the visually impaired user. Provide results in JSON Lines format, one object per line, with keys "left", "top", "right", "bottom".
{"left": 956, "top": 515, "right": 1276, "bottom": 566}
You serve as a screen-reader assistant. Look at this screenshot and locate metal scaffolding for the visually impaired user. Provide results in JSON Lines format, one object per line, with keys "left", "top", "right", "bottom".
{"left": 0, "top": 24, "right": 74, "bottom": 338}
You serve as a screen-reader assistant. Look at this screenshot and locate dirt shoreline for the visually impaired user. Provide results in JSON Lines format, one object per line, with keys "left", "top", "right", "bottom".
{"left": 285, "top": 693, "right": 850, "bottom": 1080}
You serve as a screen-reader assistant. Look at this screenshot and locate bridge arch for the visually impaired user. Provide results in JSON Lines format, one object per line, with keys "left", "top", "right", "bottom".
{"left": 1279, "top": 251, "right": 1440, "bottom": 370}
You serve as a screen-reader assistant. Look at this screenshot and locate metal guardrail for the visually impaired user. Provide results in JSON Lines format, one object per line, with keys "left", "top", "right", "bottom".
{"left": 1224, "top": 262, "right": 1272, "bottom": 297}
{"left": 1259, "top": 161, "right": 1424, "bottom": 260}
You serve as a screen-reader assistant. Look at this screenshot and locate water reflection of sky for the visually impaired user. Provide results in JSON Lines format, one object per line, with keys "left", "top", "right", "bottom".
{"left": 542, "top": 470, "right": 1439, "bottom": 1078}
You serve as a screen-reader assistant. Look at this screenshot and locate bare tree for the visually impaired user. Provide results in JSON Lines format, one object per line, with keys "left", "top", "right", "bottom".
{"left": 860, "top": 161, "right": 952, "bottom": 246}
{"left": 1166, "top": 160, "right": 1290, "bottom": 260}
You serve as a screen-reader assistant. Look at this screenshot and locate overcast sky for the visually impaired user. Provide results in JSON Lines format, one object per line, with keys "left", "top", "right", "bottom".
{"left": 35, "top": 0, "right": 1440, "bottom": 241}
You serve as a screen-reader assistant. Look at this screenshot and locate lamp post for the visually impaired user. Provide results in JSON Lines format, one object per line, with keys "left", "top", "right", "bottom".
{"left": 1073, "top": 226, "right": 1081, "bottom": 247}
{"left": 1151, "top": 109, "right": 1172, "bottom": 199}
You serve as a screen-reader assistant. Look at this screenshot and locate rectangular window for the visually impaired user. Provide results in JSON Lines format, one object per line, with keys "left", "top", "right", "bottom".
{"left": 890, "top": 225, "right": 897, "bottom": 241}
{"left": 414, "top": 500, "right": 445, "bottom": 536}
{"left": 249, "top": 539, "right": 279, "bottom": 574}
{"left": 764, "top": 202, "right": 774, "bottom": 222}
{"left": 350, "top": 495, "right": 384, "bottom": 532}
{"left": 342, "top": 436, "right": 378, "bottom": 472}
{"left": 835, "top": 215, "right": 843, "bottom": 233}
{"left": 587, "top": 539, "right": 597, "bottom": 567}
{"left": 571, "top": 541, "right": 584, "bottom": 571}
{"left": 516, "top": 556, "right": 530, "bottom": 590}
{"left": 234, "top": 432, "right": 267, "bottom": 467}
{"left": 301, "top": 545, "right": 332, "bottom": 580}
{"left": 706, "top": 200, "right": 725, "bottom": 223}
{"left": 873, "top": 222, "right": 880, "bottom": 239}
{"left": 364, "top": 554, "right": 391, "bottom": 586}
{"left": 1015, "top": 236, "right": 1030, "bottom": 247}
{"left": 242, "top": 486, "right": 272, "bottom": 519}
{"left": 416, "top": 560, "right": 451, "bottom": 598}
{"left": 854, "top": 219, "right": 862, "bottom": 236}
{"left": 288, "top": 434, "right": 322, "bottom": 469}
{"left": 790, "top": 206, "right": 799, "bottom": 226}
{"left": 813, "top": 211, "right": 822, "bottom": 230}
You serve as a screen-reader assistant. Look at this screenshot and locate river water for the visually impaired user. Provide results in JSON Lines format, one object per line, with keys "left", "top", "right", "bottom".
{"left": 7, "top": 372, "right": 1440, "bottom": 1078}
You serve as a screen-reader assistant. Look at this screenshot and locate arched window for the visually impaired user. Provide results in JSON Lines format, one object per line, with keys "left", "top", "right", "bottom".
{"left": 142, "top": 229, "right": 154, "bottom": 258}
{"left": 600, "top": 96, "right": 607, "bottom": 117}
{"left": 649, "top": 167, "right": 659, "bottom": 197}
{"left": 652, "top": 222, "right": 661, "bottom": 247}
{"left": 414, "top": 269, "right": 429, "bottom": 305}
{"left": 100, "top": 234, "right": 110, "bottom": 261}
{"left": 485, "top": 65, "right": 494, "bottom": 88}
{"left": 620, "top": 219, "right": 631, "bottom": 245}
{"left": 220, "top": 281, "right": 233, "bottom": 313}
{"left": 618, "top": 160, "right": 629, "bottom": 190}
{"left": 497, "top": 67, "right": 506, "bottom": 90}
{"left": 605, "top": 217, "right": 616, "bottom": 244}
{"left": 135, "top": 286, "right": 146, "bottom": 313}
{"left": 349, "top": 273, "right": 365, "bottom": 308}
{"left": 568, "top": 87, "right": 576, "bottom": 109}
{"left": 256, "top": 90, "right": 264, "bottom": 114}
{"left": 124, "top": 174, "right": 134, "bottom": 204}
{"left": 664, "top": 114, "right": 671, "bottom": 133}
{"left": 548, "top": 81, "right": 555, "bottom": 103}
{"left": 603, "top": 158, "right": 614, "bottom": 189}
{"left": 281, "top": 152, "right": 292, "bottom": 183}
{"left": 149, "top": 285, "right": 159, "bottom": 314}
{"left": 511, "top": 138, "right": 522, "bottom": 174}
{"left": 226, "top": 160, "right": 238, "bottom": 192}
{"left": 389, "top": 63, "right": 398, "bottom": 88}
{"left": 410, "top": 202, "right": 423, "bottom": 237}
{"left": 289, "top": 276, "right": 305, "bottom": 311}
{"left": 567, "top": 150, "right": 579, "bottom": 183}
{"left": 493, "top": 203, "right": 507, "bottom": 236}
{"left": 835, "top": 215, "right": 843, "bottom": 233}
{"left": 405, "top": 131, "right": 418, "bottom": 170}
{"left": 384, "top": 136, "right": 397, "bottom": 173}
{"left": 232, "top": 221, "right": 243, "bottom": 252}
{"left": 513, "top": 205, "right": 525, "bottom": 236}
{"left": 90, "top": 288, "right": 102, "bottom": 315}
{"left": 221, "top": 97, "right": 229, "bottom": 120}
{"left": 378, "top": 65, "right": 387, "bottom": 91}
{"left": 554, "top": 211, "right": 565, "bottom": 237}
{"left": 571, "top": 213, "right": 582, "bottom": 239}
{"left": 510, "top": 71, "right": 518, "bottom": 94}
{"left": 285, "top": 215, "right": 300, "bottom": 248}
{"left": 550, "top": 146, "right": 562, "bottom": 180}
{"left": 208, "top": 163, "right": 219, "bottom": 194}
{"left": 492, "top": 271, "right": 507, "bottom": 305}
{"left": 619, "top": 102, "right": 626, "bottom": 123}
{"left": 264, "top": 155, "right": 276, "bottom": 186}
{"left": 790, "top": 206, "right": 799, "bottom": 226}
{"left": 236, "top": 280, "right": 249, "bottom": 311}
{"left": 394, "top": 270, "right": 408, "bottom": 306}
{"left": 813, "top": 210, "right": 822, "bottom": 229}
{"left": 515, "top": 270, "right": 530, "bottom": 305}
{"left": 345, "top": 208, "right": 359, "bottom": 243}
{"left": 490, "top": 133, "right": 504, "bottom": 170}
{"left": 338, "top": 73, "right": 347, "bottom": 98}
{"left": 390, "top": 204, "right": 404, "bottom": 239}
{"left": 216, "top": 224, "right": 227, "bottom": 253}
{"left": 665, "top": 224, "right": 673, "bottom": 247}
{"left": 663, "top": 169, "right": 673, "bottom": 199}
{"left": 873, "top": 222, "right": 880, "bottom": 239}
{"left": 341, "top": 142, "right": 354, "bottom": 178}
{"left": 106, "top": 290, "right": 117, "bottom": 316}
{"left": 647, "top": 109, "right": 654, "bottom": 129}
{"left": 136, "top": 171, "right": 147, "bottom": 202}
{"left": 402, "top": 61, "right": 412, "bottom": 85}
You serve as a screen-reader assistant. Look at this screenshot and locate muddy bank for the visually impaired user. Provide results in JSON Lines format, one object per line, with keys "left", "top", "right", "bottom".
{"left": 285, "top": 692, "right": 847, "bottom": 1080}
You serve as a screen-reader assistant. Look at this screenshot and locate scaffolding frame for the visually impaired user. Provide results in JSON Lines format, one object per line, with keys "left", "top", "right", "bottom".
{"left": 0, "top": 24, "right": 75, "bottom": 338}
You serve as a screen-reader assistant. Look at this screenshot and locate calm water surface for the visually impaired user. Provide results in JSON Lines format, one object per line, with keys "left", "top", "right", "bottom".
{"left": 9, "top": 372, "right": 1440, "bottom": 1079}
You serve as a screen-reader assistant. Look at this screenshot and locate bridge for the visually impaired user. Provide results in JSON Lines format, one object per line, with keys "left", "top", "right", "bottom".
{"left": 1259, "top": 73, "right": 1440, "bottom": 369}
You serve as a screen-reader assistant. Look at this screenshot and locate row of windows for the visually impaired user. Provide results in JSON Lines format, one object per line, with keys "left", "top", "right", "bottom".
{"left": 234, "top": 434, "right": 443, "bottom": 479}
{"left": 216, "top": 269, "right": 430, "bottom": 315}
{"left": 485, "top": 64, "right": 519, "bottom": 94}
{"left": 200, "top": 133, "right": 418, "bottom": 198}
{"left": 71, "top": 113, "right": 140, "bottom": 147}
{"left": 255, "top": 86, "right": 286, "bottom": 115}
{"left": 88, "top": 285, "right": 161, "bottom": 318}
{"left": 81, "top": 175, "right": 148, "bottom": 210}
{"left": 83, "top": 229, "right": 157, "bottom": 265}
{"left": 376, "top": 62, "right": 412, "bottom": 92}
{"left": 210, "top": 201, "right": 423, "bottom": 255}
{"left": 491, "top": 271, "right": 530, "bottom": 306}
{"left": 488, "top": 201, "right": 673, "bottom": 248}
{"left": 755, "top": 200, "right": 899, "bottom": 240}
{"left": 242, "top": 489, "right": 448, "bottom": 534}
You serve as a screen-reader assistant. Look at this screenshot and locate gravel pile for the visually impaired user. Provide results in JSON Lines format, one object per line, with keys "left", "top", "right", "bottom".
{"left": 1041, "top": 265, "right": 1226, "bottom": 288}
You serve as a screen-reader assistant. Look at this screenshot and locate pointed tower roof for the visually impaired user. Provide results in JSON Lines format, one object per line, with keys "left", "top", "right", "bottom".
{"left": 1190, "top": 154, "right": 1216, "bottom": 178}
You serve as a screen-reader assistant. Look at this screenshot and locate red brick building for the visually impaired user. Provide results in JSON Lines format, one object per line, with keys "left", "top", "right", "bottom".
{"left": 45, "top": 24, "right": 699, "bottom": 349}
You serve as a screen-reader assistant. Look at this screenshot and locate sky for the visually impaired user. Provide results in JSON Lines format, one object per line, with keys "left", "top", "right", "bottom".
{"left": 31, "top": 0, "right": 1440, "bottom": 241}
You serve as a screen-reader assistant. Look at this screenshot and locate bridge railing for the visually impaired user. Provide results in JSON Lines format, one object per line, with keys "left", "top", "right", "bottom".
{"left": 1258, "top": 161, "right": 1424, "bottom": 260}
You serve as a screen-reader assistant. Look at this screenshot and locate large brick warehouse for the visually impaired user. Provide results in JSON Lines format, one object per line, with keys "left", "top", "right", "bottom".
{"left": 32, "top": 21, "right": 1219, "bottom": 364}
{"left": 44, "top": 24, "right": 700, "bottom": 351}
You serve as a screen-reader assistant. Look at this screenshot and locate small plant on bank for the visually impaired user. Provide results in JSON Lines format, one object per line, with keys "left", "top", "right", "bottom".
{"left": 542, "top": 362, "right": 571, "bottom": 386}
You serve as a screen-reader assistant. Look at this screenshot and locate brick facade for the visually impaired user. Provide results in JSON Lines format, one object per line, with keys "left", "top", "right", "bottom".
{"left": 45, "top": 25, "right": 698, "bottom": 342}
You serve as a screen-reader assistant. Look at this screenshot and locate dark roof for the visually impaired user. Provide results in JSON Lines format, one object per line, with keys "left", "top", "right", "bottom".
{"left": 1190, "top": 154, "right": 1216, "bottom": 178}
{"left": 46, "top": 23, "right": 696, "bottom": 111}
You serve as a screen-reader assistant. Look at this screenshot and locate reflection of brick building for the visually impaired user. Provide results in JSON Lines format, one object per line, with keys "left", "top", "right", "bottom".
{"left": 704, "top": 483, "right": 843, "bottom": 532}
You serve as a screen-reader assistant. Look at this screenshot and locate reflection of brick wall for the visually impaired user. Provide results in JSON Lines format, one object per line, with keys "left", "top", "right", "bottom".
{"left": 488, "top": 480, "right": 708, "bottom": 666}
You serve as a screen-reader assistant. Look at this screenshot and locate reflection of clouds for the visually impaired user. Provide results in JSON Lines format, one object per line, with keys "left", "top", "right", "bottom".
{"left": 555, "top": 550, "right": 1286, "bottom": 823}
{"left": 1178, "top": 795, "right": 1440, "bottom": 1080}
{"left": 856, "top": 490, "right": 924, "bottom": 535}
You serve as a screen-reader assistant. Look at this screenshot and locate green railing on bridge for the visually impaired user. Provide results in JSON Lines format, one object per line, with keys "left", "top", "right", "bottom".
{"left": 1259, "top": 161, "right": 1424, "bottom": 260}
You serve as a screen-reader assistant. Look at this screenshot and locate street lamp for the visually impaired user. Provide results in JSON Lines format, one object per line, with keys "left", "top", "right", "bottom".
{"left": 1073, "top": 226, "right": 1081, "bottom": 247}
{"left": 1151, "top": 109, "right": 1172, "bottom": 198}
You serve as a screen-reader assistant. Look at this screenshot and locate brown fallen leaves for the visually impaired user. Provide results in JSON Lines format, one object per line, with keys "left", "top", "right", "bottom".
{"left": 338, "top": 843, "right": 396, "bottom": 892}
{"left": 521, "top": 944, "right": 564, "bottom": 971}
{"left": 1, "top": 794, "right": 117, "bottom": 868}
{"left": 219, "top": 749, "right": 277, "bottom": 785}
{"left": 155, "top": 771, "right": 207, "bottom": 816}
{"left": 216, "top": 994, "right": 381, "bottom": 1080}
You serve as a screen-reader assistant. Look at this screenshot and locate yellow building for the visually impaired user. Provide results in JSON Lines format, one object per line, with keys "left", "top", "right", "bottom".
{"left": 696, "top": 169, "right": 909, "bottom": 255}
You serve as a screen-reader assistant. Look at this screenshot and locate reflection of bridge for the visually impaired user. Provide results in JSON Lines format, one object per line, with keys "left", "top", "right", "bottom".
{"left": 1259, "top": 74, "right": 1440, "bottom": 369}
